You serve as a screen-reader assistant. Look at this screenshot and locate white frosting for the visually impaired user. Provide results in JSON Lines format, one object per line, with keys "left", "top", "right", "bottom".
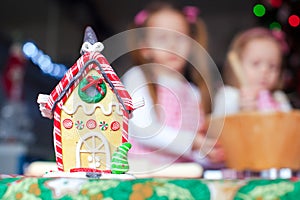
{"left": 62, "top": 101, "right": 123, "bottom": 116}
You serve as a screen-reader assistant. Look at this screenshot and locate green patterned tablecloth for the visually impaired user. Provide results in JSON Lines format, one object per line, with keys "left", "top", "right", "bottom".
{"left": 1, "top": 176, "right": 300, "bottom": 199}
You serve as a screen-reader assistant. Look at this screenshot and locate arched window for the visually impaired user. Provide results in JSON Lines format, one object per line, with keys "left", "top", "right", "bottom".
{"left": 75, "top": 132, "right": 111, "bottom": 169}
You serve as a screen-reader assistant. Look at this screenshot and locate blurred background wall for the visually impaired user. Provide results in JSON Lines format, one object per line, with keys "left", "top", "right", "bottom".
{"left": 0, "top": 0, "right": 299, "bottom": 173}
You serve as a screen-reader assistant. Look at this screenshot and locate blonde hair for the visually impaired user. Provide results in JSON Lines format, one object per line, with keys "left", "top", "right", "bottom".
{"left": 128, "top": 1, "right": 212, "bottom": 114}
{"left": 223, "top": 27, "right": 285, "bottom": 90}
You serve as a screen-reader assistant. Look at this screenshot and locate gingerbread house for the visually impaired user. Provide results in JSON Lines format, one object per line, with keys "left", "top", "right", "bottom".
{"left": 38, "top": 27, "right": 136, "bottom": 173}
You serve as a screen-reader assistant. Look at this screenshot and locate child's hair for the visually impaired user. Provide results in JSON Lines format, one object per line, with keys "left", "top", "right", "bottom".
{"left": 223, "top": 27, "right": 288, "bottom": 90}
{"left": 128, "top": 1, "right": 212, "bottom": 114}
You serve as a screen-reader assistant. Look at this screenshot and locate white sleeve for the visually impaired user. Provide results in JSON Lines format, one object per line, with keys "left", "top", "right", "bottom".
{"left": 212, "top": 86, "right": 240, "bottom": 117}
{"left": 273, "top": 90, "right": 292, "bottom": 112}
{"left": 121, "top": 67, "right": 196, "bottom": 157}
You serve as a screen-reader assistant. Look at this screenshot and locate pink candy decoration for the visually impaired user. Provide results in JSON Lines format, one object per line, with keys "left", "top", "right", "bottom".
{"left": 63, "top": 119, "right": 73, "bottom": 129}
{"left": 86, "top": 119, "right": 97, "bottom": 129}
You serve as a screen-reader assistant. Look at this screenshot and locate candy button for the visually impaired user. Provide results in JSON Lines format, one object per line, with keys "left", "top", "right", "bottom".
{"left": 111, "top": 121, "right": 120, "bottom": 131}
{"left": 63, "top": 119, "right": 73, "bottom": 129}
{"left": 86, "top": 119, "right": 97, "bottom": 129}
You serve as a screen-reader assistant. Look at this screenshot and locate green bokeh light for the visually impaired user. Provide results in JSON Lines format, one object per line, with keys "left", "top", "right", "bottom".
{"left": 270, "top": 21, "right": 282, "bottom": 30}
{"left": 253, "top": 4, "right": 266, "bottom": 17}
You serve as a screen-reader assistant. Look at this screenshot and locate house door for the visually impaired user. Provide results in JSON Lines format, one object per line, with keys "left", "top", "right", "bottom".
{"left": 75, "top": 131, "right": 111, "bottom": 169}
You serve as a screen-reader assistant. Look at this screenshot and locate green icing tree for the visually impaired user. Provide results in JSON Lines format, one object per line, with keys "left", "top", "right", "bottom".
{"left": 111, "top": 142, "right": 132, "bottom": 174}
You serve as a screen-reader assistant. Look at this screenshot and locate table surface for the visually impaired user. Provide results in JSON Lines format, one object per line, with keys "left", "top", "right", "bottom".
{"left": 1, "top": 175, "right": 300, "bottom": 200}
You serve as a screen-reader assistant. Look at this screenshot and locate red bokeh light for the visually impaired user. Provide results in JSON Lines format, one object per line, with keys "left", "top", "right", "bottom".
{"left": 270, "top": 0, "right": 282, "bottom": 8}
{"left": 288, "top": 15, "right": 300, "bottom": 27}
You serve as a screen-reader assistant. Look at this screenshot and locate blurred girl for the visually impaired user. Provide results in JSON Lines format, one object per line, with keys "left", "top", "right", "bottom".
{"left": 213, "top": 27, "right": 292, "bottom": 116}
{"left": 122, "top": 1, "right": 225, "bottom": 173}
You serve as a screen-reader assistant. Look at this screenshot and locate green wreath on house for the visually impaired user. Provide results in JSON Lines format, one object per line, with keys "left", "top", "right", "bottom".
{"left": 78, "top": 75, "right": 107, "bottom": 103}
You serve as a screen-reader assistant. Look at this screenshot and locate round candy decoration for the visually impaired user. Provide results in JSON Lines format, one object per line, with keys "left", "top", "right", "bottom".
{"left": 75, "top": 120, "right": 84, "bottom": 130}
{"left": 63, "top": 119, "right": 73, "bottom": 129}
{"left": 111, "top": 121, "right": 120, "bottom": 131}
{"left": 99, "top": 121, "right": 108, "bottom": 131}
{"left": 78, "top": 75, "right": 107, "bottom": 104}
{"left": 86, "top": 119, "right": 97, "bottom": 129}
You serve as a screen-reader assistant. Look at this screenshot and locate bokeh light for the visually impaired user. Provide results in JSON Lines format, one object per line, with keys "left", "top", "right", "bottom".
{"left": 22, "top": 42, "right": 68, "bottom": 79}
{"left": 253, "top": 4, "right": 266, "bottom": 17}
{"left": 288, "top": 14, "right": 300, "bottom": 27}
{"left": 22, "top": 42, "right": 38, "bottom": 58}
{"left": 269, "top": 21, "right": 282, "bottom": 30}
{"left": 270, "top": 0, "right": 282, "bottom": 8}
